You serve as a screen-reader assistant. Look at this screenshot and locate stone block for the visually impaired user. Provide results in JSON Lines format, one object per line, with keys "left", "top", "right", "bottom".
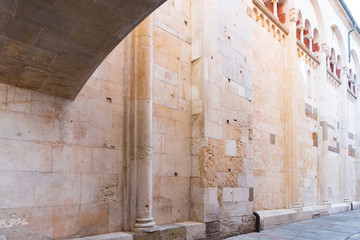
{"left": 0, "top": 172, "right": 35, "bottom": 208}
{"left": 233, "top": 188, "right": 249, "bottom": 202}
{"left": 93, "top": 148, "right": 122, "bottom": 173}
{"left": 35, "top": 173, "right": 81, "bottom": 206}
{"left": 176, "top": 222, "right": 206, "bottom": 240}
{"left": 17, "top": 0, "right": 77, "bottom": 37}
{"left": 0, "top": 39, "right": 56, "bottom": 69}
{"left": 108, "top": 202, "right": 123, "bottom": 233}
{"left": 0, "top": 207, "right": 53, "bottom": 238}
{"left": 225, "top": 140, "right": 237, "bottom": 156}
{"left": 154, "top": 64, "right": 178, "bottom": 86}
{"left": 204, "top": 188, "right": 218, "bottom": 204}
{"left": 81, "top": 173, "right": 118, "bottom": 204}
{"left": 222, "top": 188, "right": 233, "bottom": 202}
{"left": 0, "top": 139, "right": 51, "bottom": 172}
{"left": 0, "top": 16, "right": 41, "bottom": 45}
{"left": 70, "top": 232, "right": 133, "bottom": 240}
{"left": 205, "top": 221, "right": 220, "bottom": 235}
{"left": 53, "top": 203, "right": 108, "bottom": 239}
{"left": 52, "top": 145, "right": 93, "bottom": 173}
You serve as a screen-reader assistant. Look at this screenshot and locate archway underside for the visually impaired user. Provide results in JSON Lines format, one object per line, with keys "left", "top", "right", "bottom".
{"left": 0, "top": 0, "right": 166, "bottom": 99}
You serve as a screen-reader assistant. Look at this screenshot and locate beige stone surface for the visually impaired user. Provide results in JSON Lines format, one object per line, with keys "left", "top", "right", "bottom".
{"left": 1, "top": 0, "right": 360, "bottom": 239}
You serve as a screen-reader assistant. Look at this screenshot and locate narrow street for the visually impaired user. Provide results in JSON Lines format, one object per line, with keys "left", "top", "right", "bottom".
{"left": 227, "top": 210, "right": 360, "bottom": 240}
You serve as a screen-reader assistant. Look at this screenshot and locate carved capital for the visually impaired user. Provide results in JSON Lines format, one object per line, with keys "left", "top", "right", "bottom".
{"left": 342, "top": 66, "right": 349, "bottom": 75}
{"left": 289, "top": 8, "right": 298, "bottom": 22}
{"left": 271, "top": 0, "right": 279, "bottom": 3}
{"left": 320, "top": 43, "right": 329, "bottom": 53}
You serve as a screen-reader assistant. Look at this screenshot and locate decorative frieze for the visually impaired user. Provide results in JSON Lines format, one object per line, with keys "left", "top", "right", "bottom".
{"left": 347, "top": 88, "right": 357, "bottom": 101}
{"left": 326, "top": 69, "right": 342, "bottom": 88}
{"left": 296, "top": 40, "right": 320, "bottom": 69}
{"left": 252, "top": 0, "right": 288, "bottom": 43}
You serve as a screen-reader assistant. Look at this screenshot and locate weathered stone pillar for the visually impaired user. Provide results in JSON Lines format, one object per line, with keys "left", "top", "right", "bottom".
{"left": 285, "top": 6, "right": 302, "bottom": 209}
{"left": 308, "top": 37, "right": 313, "bottom": 52}
{"left": 299, "top": 27, "right": 304, "bottom": 43}
{"left": 134, "top": 15, "right": 155, "bottom": 229}
{"left": 340, "top": 67, "right": 350, "bottom": 202}
{"left": 272, "top": 0, "right": 279, "bottom": 18}
{"left": 318, "top": 43, "right": 330, "bottom": 205}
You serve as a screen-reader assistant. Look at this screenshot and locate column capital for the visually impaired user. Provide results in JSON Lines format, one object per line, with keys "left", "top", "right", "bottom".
{"left": 289, "top": 8, "right": 298, "bottom": 22}
{"left": 271, "top": 0, "right": 279, "bottom": 3}
{"left": 320, "top": 43, "right": 328, "bottom": 53}
{"left": 342, "top": 66, "right": 349, "bottom": 76}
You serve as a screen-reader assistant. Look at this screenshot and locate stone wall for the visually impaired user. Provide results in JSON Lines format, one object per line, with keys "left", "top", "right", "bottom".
{"left": 152, "top": 0, "right": 192, "bottom": 225}
{"left": 190, "top": 0, "right": 255, "bottom": 238}
{"left": 0, "top": 42, "right": 127, "bottom": 239}
{"left": 252, "top": 9, "right": 287, "bottom": 211}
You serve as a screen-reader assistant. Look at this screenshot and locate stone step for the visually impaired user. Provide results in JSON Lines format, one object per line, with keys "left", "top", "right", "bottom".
{"left": 68, "top": 233, "right": 133, "bottom": 240}
{"left": 67, "top": 222, "right": 205, "bottom": 240}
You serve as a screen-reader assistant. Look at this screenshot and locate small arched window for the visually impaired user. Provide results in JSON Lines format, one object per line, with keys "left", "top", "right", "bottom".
{"left": 336, "top": 55, "right": 341, "bottom": 79}
{"left": 296, "top": 11, "right": 303, "bottom": 41}
{"left": 313, "top": 29, "right": 320, "bottom": 52}
{"left": 308, "top": 70, "right": 312, "bottom": 99}
{"left": 304, "top": 19, "right": 312, "bottom": 49}
{"left": 354, "top": 74, "right": 357, "bottom": 94}
{"left": 348, "top": 69, "right": 353, "bottom": 90}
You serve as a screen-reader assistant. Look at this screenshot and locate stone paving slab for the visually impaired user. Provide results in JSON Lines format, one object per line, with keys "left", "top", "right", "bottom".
{"left": 226, "top": 210, "right": 360, "bottom": 240}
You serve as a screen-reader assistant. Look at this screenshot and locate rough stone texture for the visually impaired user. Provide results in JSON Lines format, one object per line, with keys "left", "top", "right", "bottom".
{"left": 2, "top": 0, "right": 360, "bottom": 239}
{"left": 0, "top": 0, "right": 166, "bottom": 99}
{"left": 0, "top": 41, "right": 127, "bottom": 239}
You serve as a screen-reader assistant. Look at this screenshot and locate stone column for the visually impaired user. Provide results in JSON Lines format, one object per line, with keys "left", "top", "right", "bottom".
{"left": 299, "top": 27, "right": 304, "bottom": 43}
{"left": 309, "top": 37, "right": 313, "bottom": 52}
{"left": 272, "top": 0, "right": 279, "bottom": 18}
{"left": 134, "top": 15, "right": 156, "bottom": 229}
{"left": 285, "top": 6, "right": 303, "bottom": 209}
{"left": 340, "top": 67, "right": 350, "bottom": 202}
{"left": 318, "top": 43, "right": 330, "bottom": 205}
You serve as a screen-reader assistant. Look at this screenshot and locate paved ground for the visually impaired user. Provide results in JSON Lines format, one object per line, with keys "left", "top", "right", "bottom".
{"left": 226, "top": 210, "right": 360, "bottom": 240}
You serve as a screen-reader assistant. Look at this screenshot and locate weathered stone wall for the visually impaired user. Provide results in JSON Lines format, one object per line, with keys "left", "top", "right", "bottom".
{"left": 152, "top": 0, "right": 192, "bottom": 225}
{"left": 190, "top": 0, "right": 255, "bottom": 238}
{"left": 0, "top": 42, "right": 127, "bottom": 239}
{"left": 252, "top": 10, "right": 287, "bottom": 211}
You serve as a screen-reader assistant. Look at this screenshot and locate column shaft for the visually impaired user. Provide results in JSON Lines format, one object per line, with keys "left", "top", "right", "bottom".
{"left": 134, "top": 15, "right": 155, "bottom": 229}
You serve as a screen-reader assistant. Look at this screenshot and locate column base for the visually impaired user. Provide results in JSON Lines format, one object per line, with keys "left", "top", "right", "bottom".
{"left": 135, "top": 218, "right": 156, "bottom": 229}
{"left": 321, "top": 201, "right": 331, "bottom": 208}
{"left": 291, "top": 204, "right": 302, "bottom": 211}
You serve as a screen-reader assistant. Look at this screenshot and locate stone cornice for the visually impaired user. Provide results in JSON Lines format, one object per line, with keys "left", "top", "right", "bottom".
{"left": 296, "top": 40, "right": 321, "bottom": 65}
{"left": 347, "top": 88, "right": 357, "bottom": 100}
{"left": 326, "top": 69, "right": 342, "bottom": 87}
{"left": 252, "top": 0, "right": 289, "bottom": 35}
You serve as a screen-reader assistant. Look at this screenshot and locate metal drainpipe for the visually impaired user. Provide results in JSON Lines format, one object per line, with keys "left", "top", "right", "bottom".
{"left": 348, "top": 23, "right": 357, "bottom": 63}
{"left": 253, "top": 211, "right": 261, "bottom": 232}
{"left": 338, "top": 0, "right": 360, "bottom": 63}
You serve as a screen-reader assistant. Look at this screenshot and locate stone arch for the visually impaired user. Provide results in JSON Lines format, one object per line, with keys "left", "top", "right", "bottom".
{"left": 336, "top": 55, "right": 342, "bottom": 78}
{"left": 304, "top": 19, "right": 312, "bottom": 48}
{"left": 331, "top": 24, "right": 347, "bottom": 63}
{"left": 310, "top": 0, "right": 325, "bottom": 43}
{"left": 351, "top": 49, "right": 360, "bottom": 76}
{"left": 307, "top": 69, "right": 312, "bottom": 99}
{"left": 313, "top": 28, "right": 320, "bottom": 52}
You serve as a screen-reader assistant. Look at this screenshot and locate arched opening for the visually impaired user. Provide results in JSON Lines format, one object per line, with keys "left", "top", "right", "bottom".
{"left": 308, "top": 70, "right": 312, "bottom": 99}
{"left": 348, "top": 69, "right": 353, "bottom": 90}
{"left": 313, "top": 28, "right": 320, "bottom": 52}
{"left": 262, "top": 0, "right": 286, "bottom": 22}
{"left": 277, "top": 0, "right": 287, "bottom": 23}
{"left": 296, "top": 10, "right": 303, "bottom": 41}
{"left": 304, "top": 19, "right": 312, "bottom": 49}
{"left": 354, "top": 74, "right": 357, "bottom": 94}
{"left": 329, "top": 48, "right": 336, "bottom": 73}
{"left": 336, "top": 55, "right": 342, "bottom": 78}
